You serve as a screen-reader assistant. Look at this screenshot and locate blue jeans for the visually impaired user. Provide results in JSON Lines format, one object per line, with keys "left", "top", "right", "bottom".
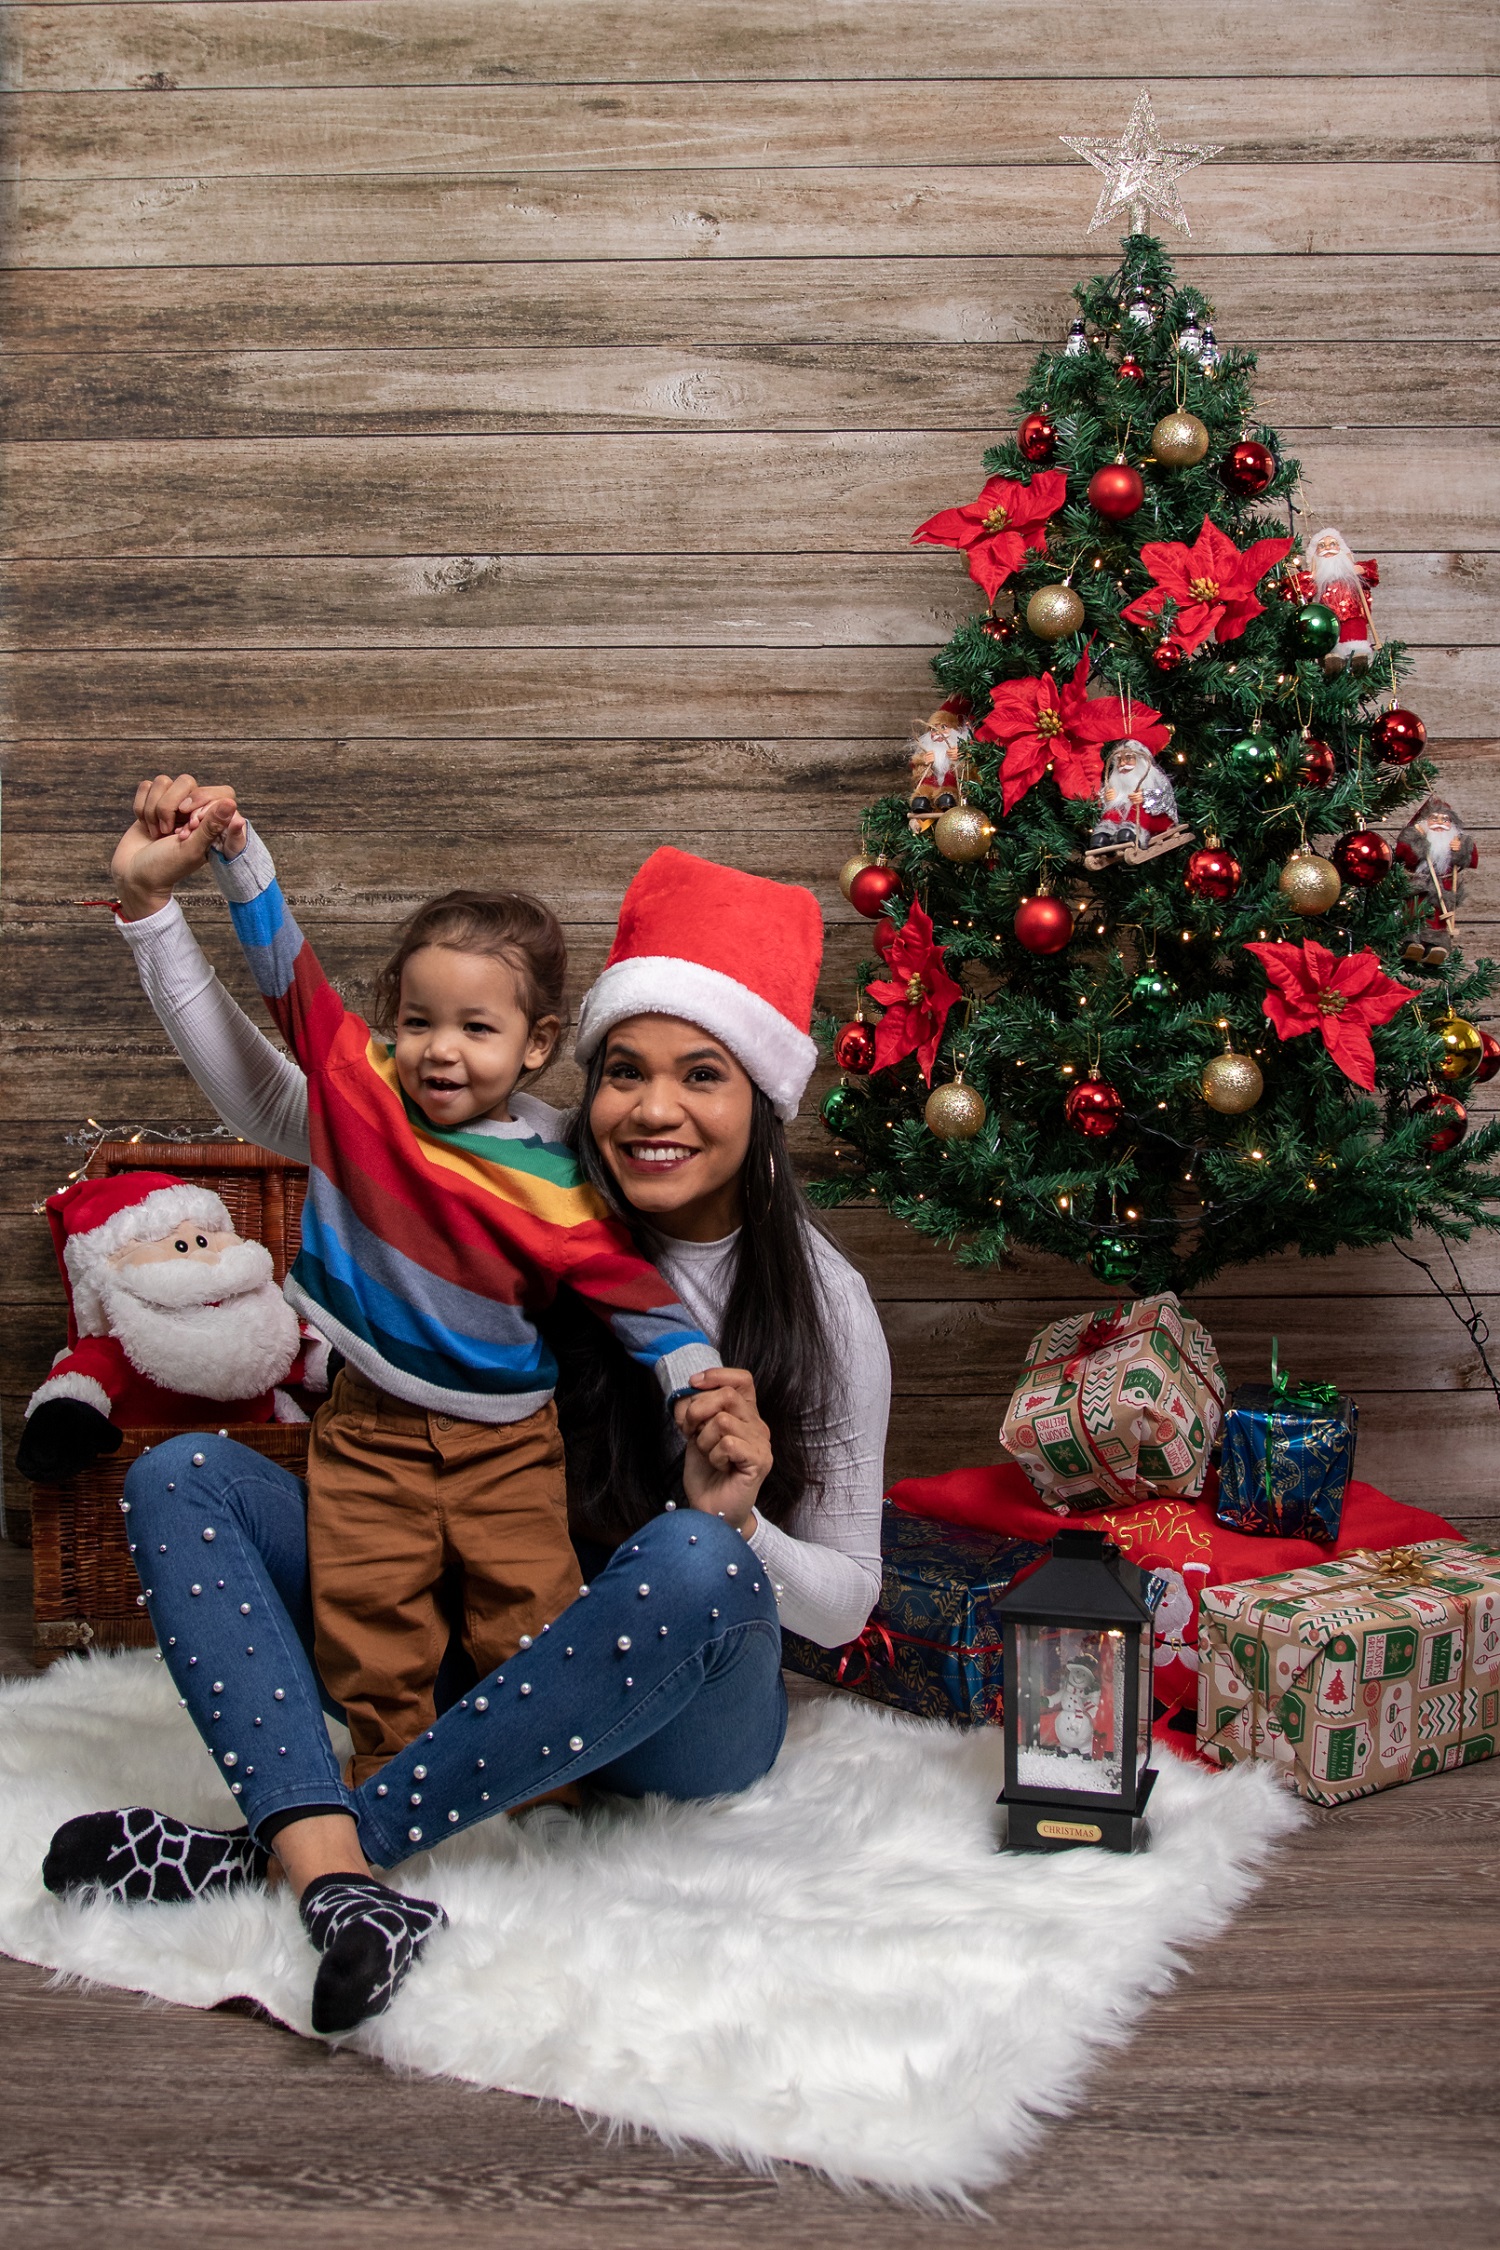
{"left": 122, "top": 1434, "right": 787, "bottom": 1870}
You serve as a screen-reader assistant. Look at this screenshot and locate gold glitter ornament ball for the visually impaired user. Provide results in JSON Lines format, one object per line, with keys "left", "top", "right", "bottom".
{"left": 1277, "top": 850, "right": 1342, "bottom": 916}
{"left": 1201, "top": 1050, "right": 1264, "bottom": 1114}
{"left": 1026, "top": 584, "right": 1086, "bottom": 641}
{"left": 924, "top": 1080, "right": 987, "bottom": 1139}
{"left": 1436, "top": 1009, "right": 1484, "bottom": 1083}
{"left": 1151, "top": 410, "right": 1211, "bottom": 467}
{"left": 932, "top": 804, "right": 996, "bottom": 862}
{"left": 838, "top": 853, "right": 874, "bottom": 901}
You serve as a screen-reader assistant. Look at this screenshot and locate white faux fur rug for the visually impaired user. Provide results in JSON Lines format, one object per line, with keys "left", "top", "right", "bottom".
{"left": 0, "top": 1652, "right": 1301, "bottom": 2196}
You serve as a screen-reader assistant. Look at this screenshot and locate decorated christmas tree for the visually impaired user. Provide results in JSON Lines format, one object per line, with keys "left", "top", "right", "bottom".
{"left": 815, "top": 214, "right": 1500, "bottom": 1294}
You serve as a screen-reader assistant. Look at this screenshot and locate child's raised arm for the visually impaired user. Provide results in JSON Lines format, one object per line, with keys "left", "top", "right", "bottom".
{"left": 207, "top": 810, "right": 350, "bottom": 1076}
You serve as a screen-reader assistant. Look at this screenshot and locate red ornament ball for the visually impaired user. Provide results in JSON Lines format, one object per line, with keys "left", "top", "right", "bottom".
{"left": 1017, "top": 410, "right": 1058, "bottom": 464}
{"left": 1413, "top": 1091, "right": 1468, "bottom": 1154}
{"left": 1185, "top": 842, "right": 1242, "bottom": 901}
{"left": 1064, "top": 1078, "right": 1125, "bottom": 1138}
{"left": 1087, "top": 462, "right": 1145, "bottom": 520}
{"left": 1331, "top": 830, "right": 1394, "bottom": 887}
{"left": 1151, "top": 638, "right": 1184, "bottom": 674}
{"left": 978, "top": 612, "right": 1017, "bottom": 645}
{"left": 833, "top": 1018, "right": 876, "bottom": 1073}
{"left": 1476, "top": 1030, "right": 1500, "bottom": 1084}
{"left": 848, "top": 862, "right": 902, "bottom": 918}
{"left": 1013, "top": 894, "right": 1074, "bottom": 955}
{"left": 1218, "top": 439, "right": 1277, "bottom": 497}
{"left": 1117, "top": 354, "right": 1146, "bottom": 384}
{"left": 1371, "top": 707, "right": 1427, "bottom": 767}
{"left": 1298, "top": 734, "right": 1337, "bottom": 788}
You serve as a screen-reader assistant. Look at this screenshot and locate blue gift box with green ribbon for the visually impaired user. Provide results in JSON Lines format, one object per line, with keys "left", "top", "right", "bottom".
{"left": 1215, "top": 1344, "right": 1358, "bottom": 1545}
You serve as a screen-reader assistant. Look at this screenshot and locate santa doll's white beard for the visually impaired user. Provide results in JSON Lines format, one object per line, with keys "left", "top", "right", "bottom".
{"left": 1312, "top": 548, "right": 1360, "bottom": 598}
{"left": 99, "top": 1247, "right": 301, "bottom": 1401}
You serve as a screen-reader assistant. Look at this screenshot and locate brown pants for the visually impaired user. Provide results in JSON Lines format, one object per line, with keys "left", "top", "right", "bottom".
{"left": 306, "top": 1370, "right": 581, "bottom": 1784}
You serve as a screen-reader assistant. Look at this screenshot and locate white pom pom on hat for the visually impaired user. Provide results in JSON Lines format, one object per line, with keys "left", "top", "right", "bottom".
{"left": 574, "top": 847, "right": 825, "bottom": 1120}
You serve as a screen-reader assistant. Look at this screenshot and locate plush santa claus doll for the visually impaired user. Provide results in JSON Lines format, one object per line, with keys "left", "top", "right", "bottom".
{"left": 1291, "top": 526, "right": 1379, "bottom": 673}
{"left": 907, "top": 697, "right": 973, "bottom": 834}
{"left": 17, "top": 1171, "right": 324, "bottom": 1484}
{"left": 1083, "top": 739, "right": 1193, "bottom": 870}
{"left": 1395, "top": 795, "right": 1478, "bottom": 966}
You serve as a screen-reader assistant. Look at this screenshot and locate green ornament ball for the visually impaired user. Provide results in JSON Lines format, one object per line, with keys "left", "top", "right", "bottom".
{"left": 1294, "top": 602, "right": 1342, "bottom": 657}
{"left": 1227, "top": 734, "right": 1282, "bottom": 783}
{"left": 820, "top": 1084, "right": 865, "bottom": 1138}
{"left": 1091, "top": 1234, "right": 1140, "bottom": 1285}
{"left": 1131, "top": 968, "right": 1179, "bottom": 1009}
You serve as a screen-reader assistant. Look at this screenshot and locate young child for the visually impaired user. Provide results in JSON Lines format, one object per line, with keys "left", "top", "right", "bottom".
{"left": 196, "top": 803, "right": 721, "bottom": 1787}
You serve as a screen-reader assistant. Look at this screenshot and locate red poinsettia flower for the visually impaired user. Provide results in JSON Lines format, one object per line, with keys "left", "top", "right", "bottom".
{"left": 1244, "top": 939, "right": 1415, "bottom": 1092}
{"left": 1122, "top": 515, "right": 1294, "bottom": 655}
{"left": 975, "top": 647, "right": 1170, "bottom": 813}
{"left": 866, "top": 898, "right": 965, "bottom": 1085}
{"left": 912, "top": 469, "right": 1068, "bottom": 603}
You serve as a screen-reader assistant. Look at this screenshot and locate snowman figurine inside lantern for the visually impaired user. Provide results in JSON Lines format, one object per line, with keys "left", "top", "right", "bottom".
{"left": 997, "top": 1527, "right": 1159, "bottom": 1853}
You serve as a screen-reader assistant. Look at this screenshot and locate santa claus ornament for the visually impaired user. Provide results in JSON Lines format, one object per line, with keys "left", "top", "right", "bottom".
{"left": 17, "top": 1172, "right": 319, "bottom": 1484}
{"left": 1082, "top": 739, "right": 1194, "bottom": 871}
{"left": 1288, "top": 526, "right": 1380, "bottom": 674}
{"left": 907, "top": 700, "right": 974, "bottom": 834}
{"left": 1395, "top": 794, "right": 1478, "bottom": 967}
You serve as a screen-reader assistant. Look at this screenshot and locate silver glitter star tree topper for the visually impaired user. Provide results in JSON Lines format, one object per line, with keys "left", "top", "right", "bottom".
{"left": 1061, "top": 90, "right": 1223, "bottom": 237}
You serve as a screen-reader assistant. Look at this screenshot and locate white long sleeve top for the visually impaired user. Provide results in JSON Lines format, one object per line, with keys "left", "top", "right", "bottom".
{"left": 117, "top": 898, "right": 890, "bottom": 1646}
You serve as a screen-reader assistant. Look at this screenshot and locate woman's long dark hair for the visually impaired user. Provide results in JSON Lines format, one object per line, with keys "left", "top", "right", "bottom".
{"left": 549, "top": 1045, "right": 835, "bottom": 1552}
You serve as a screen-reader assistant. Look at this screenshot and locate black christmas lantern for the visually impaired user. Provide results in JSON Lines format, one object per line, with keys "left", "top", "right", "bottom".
{"left": 996, "top": 1527, "right": 1157, "bottom": 1853}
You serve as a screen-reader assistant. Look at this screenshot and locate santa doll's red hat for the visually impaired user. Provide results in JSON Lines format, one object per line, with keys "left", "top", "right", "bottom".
{"left": 574, "top": 847, "right": 824, "bottom": 1120}
{"left": 47, "top": 1171, "right": 235, "bottom": 1344}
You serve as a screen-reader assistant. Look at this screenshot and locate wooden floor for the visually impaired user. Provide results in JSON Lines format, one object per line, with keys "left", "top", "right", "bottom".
{"left": 1, "top": 1533, "right": 1496, "bottom": 2250}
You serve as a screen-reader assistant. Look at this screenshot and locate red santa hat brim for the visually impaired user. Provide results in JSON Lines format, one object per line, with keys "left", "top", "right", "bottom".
{"left": 574, "top": 848, "right": 823, "bottom": 1121}
{"left": 48, "top": 1173, "right": 236, "bottom": 1341}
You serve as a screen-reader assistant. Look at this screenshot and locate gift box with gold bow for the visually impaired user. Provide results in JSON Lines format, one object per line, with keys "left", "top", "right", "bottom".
{"left": 1216, "top": 1342, "right": 1357, "bottom": 1545}
{"left": 781, "top": 1504, "right": 1044, "bottom": 1726}
{"left": 1197, "top": 1539, "right": 1500, "bottom": 1804}
{"left": 1001, "top": 1292, "right": 1226, "bottom": 1514}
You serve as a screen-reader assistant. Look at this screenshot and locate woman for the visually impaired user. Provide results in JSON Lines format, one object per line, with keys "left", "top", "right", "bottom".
{"left": 45, "top": 777, "right": 890, "bottom": 2036}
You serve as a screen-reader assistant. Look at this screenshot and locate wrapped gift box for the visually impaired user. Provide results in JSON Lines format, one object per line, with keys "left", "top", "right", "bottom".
{"left": 1001, "top": 1292, "right": 1226, "bottom": 1514}
{"left": 782, "top": 1505, "right": 1043, "bottom": 1726}
{"left": 1216, "top": 1379, "right": 1358, "bottom": 1545}
{"left": 1197, "top": 1539, "right": 1500, "bottom": 1804}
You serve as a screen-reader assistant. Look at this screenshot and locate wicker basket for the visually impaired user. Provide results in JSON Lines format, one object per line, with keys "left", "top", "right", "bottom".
{"left": 27, "top": 1141, "right": 311, "bottom": 1663}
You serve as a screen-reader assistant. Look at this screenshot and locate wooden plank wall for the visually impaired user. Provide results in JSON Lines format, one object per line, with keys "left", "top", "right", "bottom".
{"left": 3, "top": 2, "right": 1498, "bottom": 1536}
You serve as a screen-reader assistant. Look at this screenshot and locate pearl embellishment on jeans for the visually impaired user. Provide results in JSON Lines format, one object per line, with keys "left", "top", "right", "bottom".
{"left": 409, "top": 1827, "right": 423, "bottom": 1842}
{"left": 376, "top": 1784, "right": 388, "bottom": 1796}
{"left": 638, "top": 1583, "right": 651, "bottom": 1597}
{"left": 192, "top": 1453, "right": 205, "bottom": 1466}
{"left": 726, "top": 1564, "right": 739, "bottom": 1577}
{"left": 413, "top": 1765, "right": 427, "bottom": 1779}
{"left": 569, "top": 1735, "right": 583, "bottom": 1751}
{"left": 190, "top": 1585, "right": 202, "bottom": 1597}
{"left": 519, "top": 1682, "right": 532, "bottom": 1696}
{"left": 410, "top": 1793, "right": 422, "bottom": 1806}
{"left": 239, "top": 1603, "right": 251, "bottom": 1615}
{"left": 274, "top": 1688, "right": 284, "bottom": 1700}
{"left": 617, "top": 1636, "right": 632, "bottom": 1651}
{"left": 518, "top": 1635, "right": 532, "bottom": 1649}
{"left": 448, "top": 1811, "right": 459, "bottom": 1823}
{"left": 202, "top": 1529, "right": 215, "bottom": 1542}
{"left": 659, "top": 1625, "right": 668, "bottom": 1637}
{"left": 710, "top": 1608, "right": 720, "bottom": 1619}
{"left": 213, "top": 1681, "right": 223, "bottom": 1692}
{"left": 474, "top": 1697, "right": 489, "bottom": 1712}
{"left": 223, "top": 1752, "right": 238, "bottom": 1767}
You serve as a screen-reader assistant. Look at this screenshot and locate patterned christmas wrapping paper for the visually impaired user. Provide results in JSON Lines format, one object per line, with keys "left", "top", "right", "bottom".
{"left": 1197, "top": 1539, "right": 1500, "bottom": 1805}
{"left": 781, "top": 1506, "right": 1043, "bottom": 1726}
{"left": 1216, "top": 1379, "right": 1358, "bottom": 1545}
{"left": 1001, "top": 1292, "right": 1226, "bottom": 1514}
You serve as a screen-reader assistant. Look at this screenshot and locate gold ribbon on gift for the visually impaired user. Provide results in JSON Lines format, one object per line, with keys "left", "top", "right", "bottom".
{"left": 1332, "top": 1545, "right": 1448, "bottom": 1594}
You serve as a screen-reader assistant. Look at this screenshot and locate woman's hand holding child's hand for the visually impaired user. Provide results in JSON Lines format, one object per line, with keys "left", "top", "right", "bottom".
{"left": 113, "top": 772, "right": 247, "bottom": 920}
{"left": 674, "top": 1366, "right": 772, "bottom": 1535}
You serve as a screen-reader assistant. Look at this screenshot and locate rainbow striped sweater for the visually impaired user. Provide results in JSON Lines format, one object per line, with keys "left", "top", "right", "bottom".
{"left": 212, "top": 827, "right": 719, "bottom": 1423}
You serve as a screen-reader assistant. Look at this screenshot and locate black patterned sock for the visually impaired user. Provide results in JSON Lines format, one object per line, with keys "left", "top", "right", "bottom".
{"left": 298, "top": 1871, "right": 448, "bottom": 2036}
{"left": 43, "top": 1808, "right": 270, "bottom": 1905}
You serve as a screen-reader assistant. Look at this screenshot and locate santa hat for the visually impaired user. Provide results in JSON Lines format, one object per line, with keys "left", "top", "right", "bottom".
{"left": 47, "top": 1172, "right": 236, "bottom": 1344}
{"left": 574, "top": 848, "right": 824, "bottom": 1120}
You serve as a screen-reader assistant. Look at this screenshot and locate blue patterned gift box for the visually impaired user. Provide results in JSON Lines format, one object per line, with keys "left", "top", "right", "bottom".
{"left": 1216, "top": 1350, "right": 1358, "bottom": 1545}
{"left": 781, "top": 1505, "right": 1044, "bottom": 1725}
